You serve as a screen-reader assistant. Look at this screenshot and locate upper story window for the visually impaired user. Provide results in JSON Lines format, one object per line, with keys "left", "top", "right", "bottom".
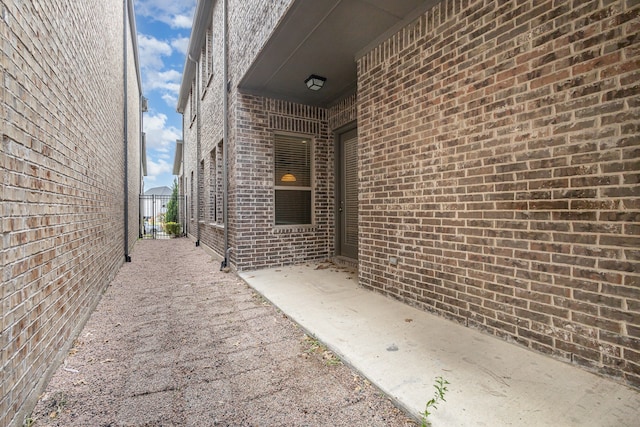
{"left": 206, "top": 26, "right": 213, "bottom": 82}
{"left": 189, "top": 83, "right": 196, "bottom": 123}
{"left": 200, "top": 44, "right": 207, "bottom": 95}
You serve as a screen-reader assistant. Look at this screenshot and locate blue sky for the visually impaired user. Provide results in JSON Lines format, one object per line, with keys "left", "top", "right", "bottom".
{"left": 134, "top": 0, "right": 196, "bottom": 191}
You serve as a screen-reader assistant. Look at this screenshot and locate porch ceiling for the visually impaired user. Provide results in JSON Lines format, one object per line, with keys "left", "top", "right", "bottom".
{"left": 238, "top": 0, "right": 436, "bottom": 108}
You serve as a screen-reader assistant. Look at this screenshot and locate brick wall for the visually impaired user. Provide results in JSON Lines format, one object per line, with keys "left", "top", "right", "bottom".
{"left": 195, "top": 2, "right": 226, "bottom": 258}
{"left": 358, "top": 0, "right": 640, "bottom": 387}
{"left": 233, "top": 94, "right": 334, "bottom": 270}
{"left": 328, "top": 93, "right": 358, "bottom": 131}
{"left": 228, "top": 0, "right": 293, "bottom": 84}
{"left": 127, "top": 13, "right": 142, "bottom": 251}
{"left": 0, "top": 1, "right": 142, "bottom": 425}
{"left": 183, "top": 94, "right": 197, "bottom": 240}
{"left": 183, "top": 0, "right": 339, "bottom": 269}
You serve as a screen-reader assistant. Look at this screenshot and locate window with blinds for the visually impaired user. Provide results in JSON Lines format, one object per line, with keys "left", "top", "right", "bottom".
{"left": 206, "top": 26, "right": 213, "bottom": 82}
{"left": 189, "top": 84, "right": 196, "bottom": 122}
{"left": 209, "top": 140, "right": 224, "bottom": 224}
{"left": 198, "top": 160, "right": 204, "bottom": 222}
{"left": 189, "top": 171, "right": 194, "bottom": 219}
{"left": 209, "top": 148, "right": 217, "bottom": 223}
{"left": 274, "top": 134, "right": 313, "bottom": 225}
{"left": 200, "top": 44, "right": 206, "bottom": 94}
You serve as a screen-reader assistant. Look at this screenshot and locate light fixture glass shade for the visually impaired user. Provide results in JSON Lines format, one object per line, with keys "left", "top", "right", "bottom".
{"left": 305, "top": 74, "right": 326, "bottom": 91}
{"left": 281, "top": 173, "right": 297, "bottom": 182}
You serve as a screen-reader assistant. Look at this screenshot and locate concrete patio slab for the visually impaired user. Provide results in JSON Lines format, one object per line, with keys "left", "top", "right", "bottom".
{"left": 240, "top": 263, "right": 640, "bottom": 427}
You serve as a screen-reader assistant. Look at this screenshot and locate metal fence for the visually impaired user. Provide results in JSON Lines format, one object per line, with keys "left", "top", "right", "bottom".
{"left": 139, "top": 194, "right": 187, "bottom": 239}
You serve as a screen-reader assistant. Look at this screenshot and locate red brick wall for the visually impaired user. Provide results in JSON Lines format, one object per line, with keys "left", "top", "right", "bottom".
{"left": 232, "top": 95, "right": 334, "bottom": 270}
{"left": 358, "top": 0, "right": 640, "bottom": 387}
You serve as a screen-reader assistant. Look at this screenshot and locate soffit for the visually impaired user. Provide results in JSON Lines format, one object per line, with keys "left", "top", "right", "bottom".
{"left": 238, "top": 0, "right": 435, "bottom": 107}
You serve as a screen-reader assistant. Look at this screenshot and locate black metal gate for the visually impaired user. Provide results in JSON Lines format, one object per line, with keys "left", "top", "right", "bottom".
{"left": 139, "top": 194, "right": 187, "bottom": 239}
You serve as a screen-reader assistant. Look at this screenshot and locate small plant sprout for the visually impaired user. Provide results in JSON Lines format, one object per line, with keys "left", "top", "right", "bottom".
{"left": 23, "top": 415, "right": 36, "bottom": 427}
{"left": 302, "top": 334, "right": 342, "bottom": 366}
{"left": 421, "top": 376, "right": 450, "bottom": 426}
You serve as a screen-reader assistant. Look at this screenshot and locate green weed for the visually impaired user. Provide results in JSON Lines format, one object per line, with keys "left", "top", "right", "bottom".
{"left": 421, "top": 376, "right": 450, "bottom": 426}
{"left": 302, "top": 334, "right": 342, "bottom": 366}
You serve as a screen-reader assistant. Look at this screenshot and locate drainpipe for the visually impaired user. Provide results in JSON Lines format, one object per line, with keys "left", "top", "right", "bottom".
{"left": 123, "top": 0, "right": 131, "bottom": 262}
{"left": 188, "top": 53, "right": 201, "bottom": 247}
{"left": 180, "top": 123, "right": 187, "bottom": 238}
{"left": 221, "top": 0, "right": 231, "bottom": 269}
{"left": 183, "top": 136, "right": 187, "bottom": 237}
{"left": 139, "top": 98, "right": 144, "bottom": 240}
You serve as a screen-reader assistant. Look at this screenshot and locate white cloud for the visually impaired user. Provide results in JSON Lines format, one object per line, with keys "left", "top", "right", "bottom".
{"left": 172, "top": 15, "right": 193, "bottom": 29}
{"left": 144, "top": 112, "right": 181, "bottom": 152}
{"left": 150, "top": 70, "right": 182, "bottom": 89}
{"left": 161, "top": 93, "right": 178, "bottom": 107}
{"left": 138, "top": 34, "right": 172, "bottom": 71}
{"left": 147, "top": 157, "right": 173, "bottom": 176}
{"left": 171, "top": 37, "right": 190, "bottom": 55}
{"left": 134, "top": 0, "right": 195, "bottom": 29}
{"left": 146, "top": 69, "right": 182, "bottom": 90}
{"left": 144, "top": 70, "right": 181, "bottom": 104}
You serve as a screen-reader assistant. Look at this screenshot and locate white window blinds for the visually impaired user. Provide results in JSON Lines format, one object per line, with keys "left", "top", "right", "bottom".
{"left": 274, "top": 134, "right": 312, "bottom": 225}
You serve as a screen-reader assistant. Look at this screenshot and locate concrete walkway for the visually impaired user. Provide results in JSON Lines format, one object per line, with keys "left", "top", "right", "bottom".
{"left": 240, "top": 262, "right": 640, "bottom": 427}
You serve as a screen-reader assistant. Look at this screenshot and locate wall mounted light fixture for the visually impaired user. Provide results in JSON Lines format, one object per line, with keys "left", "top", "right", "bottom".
{"left": 305, "top": 74, "right": 326, "bottom": 91}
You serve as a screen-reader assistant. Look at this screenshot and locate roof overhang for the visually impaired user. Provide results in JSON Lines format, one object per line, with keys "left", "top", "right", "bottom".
{"left": 177, "top": 0, "right": 438, "bottom": 111}
{"left": 238, "top": 0, "right": 437, "bottom": 107}
{"left": 142, "top": 132, "right": 147, "bottom": 176}
{"left": 127, "top": 0, "right": 143, "bottom": 96}
{"left": 172, "top": 139, "right": 183, "bottom": 175}
{"left": 177, "top": 0, "right": 214, "bottom": 113}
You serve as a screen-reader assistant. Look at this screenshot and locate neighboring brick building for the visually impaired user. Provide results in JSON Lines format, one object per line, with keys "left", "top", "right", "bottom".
{"left": 177, "top": 0, "right": 639, "bottom": 388}
{"left": 0, "top": 1, "right": 143, "bottom": 425}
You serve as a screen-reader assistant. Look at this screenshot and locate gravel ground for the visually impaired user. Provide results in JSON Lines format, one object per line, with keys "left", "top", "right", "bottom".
{"left": 29, "top": 239, "right": 417, "bottom": 426}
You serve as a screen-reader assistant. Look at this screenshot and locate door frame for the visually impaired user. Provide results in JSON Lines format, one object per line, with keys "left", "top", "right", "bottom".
{"left": 335, "top": 123, "right": 358, "bottom": 260}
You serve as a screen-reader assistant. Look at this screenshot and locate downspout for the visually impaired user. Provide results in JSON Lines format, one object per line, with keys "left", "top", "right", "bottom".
{"left": 140, "top": 102, "right": 143, "bottom": 196}
{"left": 182, "top": 133, "right": 187, "bottom": 237}
{"left": 123, "top": 0, "right": 131, "bottom": 262}
{"left": 188, "top": 53, "right": 201, "bottom": 247}
{"left": 139, "top": 100, "right": 144, "bottom": 239}
{"left": 221, "top": 0, "right": 231, "bottom": 269}
{"left": 184, "top": 141, "right": 187, "bottom": 236}
{"left": 181, "top": 119, "right": 187, "bottom": 237}
{"left": 197, "top": 59, "right": 201, "bottom": 247}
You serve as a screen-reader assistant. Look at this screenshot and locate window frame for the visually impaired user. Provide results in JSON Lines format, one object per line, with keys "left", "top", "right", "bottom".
{"left": 189, "top": 83, "right": 196, "bottom": 124}
{"left": 198, "top": 159, "right": 205, "bottom": 223}
{"left": 209, "top": 140, "right": 224, "bottom": 225}
{"left": 189, "top": 171, "right": 194, "bottom": 220}
{"left": 273, "top": 132, "right": 315, "bottom": 227}
{"left": 206, "top": 25, "right": 213, "bottom": 83}
{"left": 200, "top": 44, "right": 207, "bottom": 97}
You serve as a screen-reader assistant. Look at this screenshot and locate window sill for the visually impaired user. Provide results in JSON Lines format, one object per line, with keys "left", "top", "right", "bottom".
{"left": 272, "top": 224, "right": 316, "bottom": 234}
{"left": 208, "top": 222, "right": 225, "bottom": 230}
